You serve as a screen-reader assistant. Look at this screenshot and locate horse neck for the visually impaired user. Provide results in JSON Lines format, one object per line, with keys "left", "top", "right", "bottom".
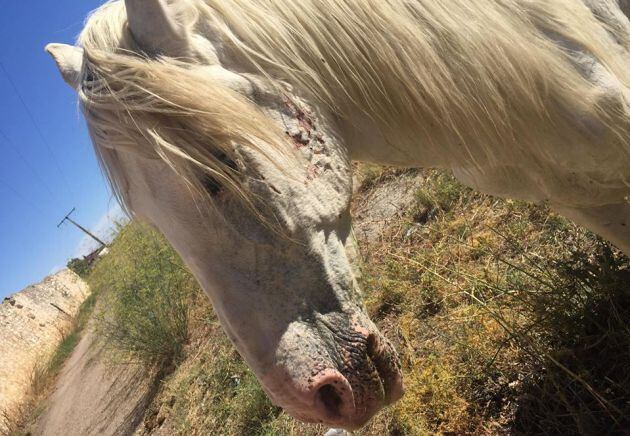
{"left": 334, "top": 110, "right": 447, "bottom": 168}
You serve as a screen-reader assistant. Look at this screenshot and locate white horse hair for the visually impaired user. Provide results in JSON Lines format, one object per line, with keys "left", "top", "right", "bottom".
{"left": 46, "top": 0, "right": 630, "bottom": 429}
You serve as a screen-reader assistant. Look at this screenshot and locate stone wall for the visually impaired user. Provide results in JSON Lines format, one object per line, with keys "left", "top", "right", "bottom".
{"left": 0, "top": 269, "right": 89, "bottom": 432}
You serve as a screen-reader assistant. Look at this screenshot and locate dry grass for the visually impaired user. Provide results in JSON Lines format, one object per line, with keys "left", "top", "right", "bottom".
{"left": 355, "top": 168, "right": 630, "bottom": 434}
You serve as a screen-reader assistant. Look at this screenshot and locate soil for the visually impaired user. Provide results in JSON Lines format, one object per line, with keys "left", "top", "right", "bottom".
{"left": 32, "top": 328, "right": 156, "bottom": 436}
{"left": 352, "top": 170, "right": 425, "bottom": 241}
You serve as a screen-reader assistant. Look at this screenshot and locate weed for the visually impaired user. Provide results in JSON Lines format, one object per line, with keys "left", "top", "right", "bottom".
{"left": 90, "top": 221, "right": 200, "bottom": 370}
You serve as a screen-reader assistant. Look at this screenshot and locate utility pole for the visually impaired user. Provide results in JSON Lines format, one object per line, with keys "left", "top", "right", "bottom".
{"left": 57, "top": 208, "right": 108, "bottom": 249}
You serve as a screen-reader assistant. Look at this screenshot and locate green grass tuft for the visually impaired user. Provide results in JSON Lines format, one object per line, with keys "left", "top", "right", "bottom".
{"left": 89, "top": 221, "right": 201, "bottom": 370}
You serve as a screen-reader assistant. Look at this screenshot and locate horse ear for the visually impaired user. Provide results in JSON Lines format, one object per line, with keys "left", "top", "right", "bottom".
{"left": 45, "top": 43, "right": 84, "bottom": 90}
{"left": 125, "top": 0, "right": 191, "bottom": 56}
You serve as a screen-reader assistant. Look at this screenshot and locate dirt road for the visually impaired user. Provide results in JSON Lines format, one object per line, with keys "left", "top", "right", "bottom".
{"left": 33, "top": 327, "right": 154, "bottom": 436}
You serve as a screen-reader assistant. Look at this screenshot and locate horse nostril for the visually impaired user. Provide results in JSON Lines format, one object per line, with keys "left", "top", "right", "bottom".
{"left": 366, "top": 332, "right": 378, "bottom": 358}
{"left": 317, "top": 384, "right": 344, "bottom": 418}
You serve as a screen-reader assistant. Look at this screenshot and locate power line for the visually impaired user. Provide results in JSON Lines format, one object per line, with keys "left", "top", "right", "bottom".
{"left": 0, "top": 128, "right": 56, "bottom": 200}
{"left": 0, "top": 61, "right": 75, "bottom": 201}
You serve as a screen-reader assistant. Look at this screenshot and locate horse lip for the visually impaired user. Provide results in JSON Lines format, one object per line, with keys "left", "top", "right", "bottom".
{"left": 366, "top": 333, "right": 404, "bottom": 405}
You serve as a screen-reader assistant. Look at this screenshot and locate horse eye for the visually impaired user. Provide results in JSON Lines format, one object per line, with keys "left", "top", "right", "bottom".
{"left": 201, "top": 152, "right": 238, "bottom": 196}
{"left": 82, "top": 66, "right": 97, "bottom": 91}
{"left": 201, "top": 173, "right": 222, "bottom": 196}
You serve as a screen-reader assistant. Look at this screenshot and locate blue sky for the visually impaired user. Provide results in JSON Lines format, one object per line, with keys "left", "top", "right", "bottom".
{"left": 0, "top": 1, "right": 124, "bottom": 298}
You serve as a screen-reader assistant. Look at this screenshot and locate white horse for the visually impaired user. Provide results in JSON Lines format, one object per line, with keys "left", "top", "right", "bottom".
{"left": 47, "top": 0, "right": 630, "bottom": 429}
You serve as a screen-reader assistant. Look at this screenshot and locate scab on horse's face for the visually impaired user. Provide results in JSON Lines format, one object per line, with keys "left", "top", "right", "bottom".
{"left": 46, "top": 0, "right": 403, "bottom": 429}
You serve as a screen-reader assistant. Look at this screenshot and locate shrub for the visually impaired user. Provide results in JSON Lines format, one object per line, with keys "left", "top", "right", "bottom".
{"left": 69, "top": 169, "right": 630, "bottom": 434}
{"left": 89, "top": 221, "right": 201, "bottom": 370}
{"left": 67, "top": 257, "right": 92, "bottom": 278}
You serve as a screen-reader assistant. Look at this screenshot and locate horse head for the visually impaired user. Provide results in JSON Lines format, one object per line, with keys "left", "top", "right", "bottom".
{"left": 46, "top": 0, "right": 403, "bottom": 429}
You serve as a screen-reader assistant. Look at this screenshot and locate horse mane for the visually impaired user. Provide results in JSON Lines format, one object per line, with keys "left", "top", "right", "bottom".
{"left": 79, "top": 0, "right": 630, "bottom": 211}
{"left": 201, "top": 0, "right": 630, "bottom": 182}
